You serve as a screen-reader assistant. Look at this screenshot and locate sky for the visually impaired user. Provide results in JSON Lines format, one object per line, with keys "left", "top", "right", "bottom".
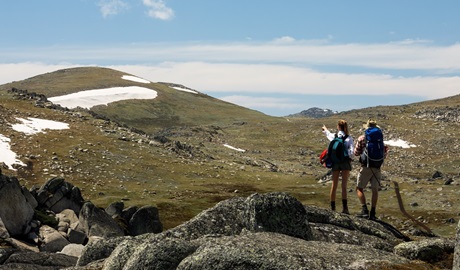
{"left": 1, "top": 1, "right": 459, "bottom": 116}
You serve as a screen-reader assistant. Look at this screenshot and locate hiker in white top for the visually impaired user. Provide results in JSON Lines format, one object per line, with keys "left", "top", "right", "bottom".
{"left": 322, "top": 119, "right": 354, "bottom": 214}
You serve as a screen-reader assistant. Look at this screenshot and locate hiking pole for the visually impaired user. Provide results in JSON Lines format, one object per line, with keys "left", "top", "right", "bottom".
{"left": 392, "top": 181, "right": 434, "bottom": 236}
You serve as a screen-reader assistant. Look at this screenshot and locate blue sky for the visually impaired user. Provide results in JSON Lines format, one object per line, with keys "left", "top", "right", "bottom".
{"left": 1, "top": 1, "right": 459, "bottom": 116}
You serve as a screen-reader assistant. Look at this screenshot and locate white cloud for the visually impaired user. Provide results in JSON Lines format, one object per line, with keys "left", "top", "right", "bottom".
{"left": 109, "top": 62, "right": 460, "bottom": 99}
{"left": 272, "top": 36, "right": 296, "bottom": 44}
{"left": 98, "top": 0, "right": 128, "bottom": 18}
{"left": 143, "top": 0, "right": 174, "bottom": 20}
{"left": 3, "top": 41, "right": 459, "bottom": 72}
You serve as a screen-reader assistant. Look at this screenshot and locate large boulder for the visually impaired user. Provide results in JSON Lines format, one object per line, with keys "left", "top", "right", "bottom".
{"left": 35, "top": 177, "right": 84, "bottom": 214}
{"left": 242, "top": 192, "right": 313, "bottom": 240}
{"left": 128, "top": 206, "right": 163, "bottom": 236}
{"left": 78, "top": 202, "right": 124, "bottom": 239}
{"left": 0, "top": 174, "right": 34, "bottom": 236}
{"left": 394, "top": 237, "right": 455, "bottom": 263}
{"left": 0, "top": 217, "right": 10, "bottom": 239}
{"left": 38, "top": 225, "right": 71, "bottom": 252}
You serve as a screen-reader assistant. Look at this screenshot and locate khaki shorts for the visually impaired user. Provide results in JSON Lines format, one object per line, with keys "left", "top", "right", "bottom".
{"left": 357, "top": 166, "right": 381, "bottom": 190}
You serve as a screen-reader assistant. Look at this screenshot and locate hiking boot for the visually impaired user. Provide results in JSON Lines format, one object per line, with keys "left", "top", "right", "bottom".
{"left": 341, "top": 199, "right": 349, "bottom": 214}
{"left": 330, "top": 201, "right": 336, "bottom": 211}
{"left": 356, "top": 206, "right": 369, "bottom": 218}
{"left": 369, "top": 208, "right": 377, "bottom": 220}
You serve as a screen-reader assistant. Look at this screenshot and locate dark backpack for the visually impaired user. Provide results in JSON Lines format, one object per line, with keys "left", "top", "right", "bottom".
{"left": 360, "top": 127, "right": 385, "bottom": 168}
{"left": 327, "top": 135, "right": 349, "bottom": 164}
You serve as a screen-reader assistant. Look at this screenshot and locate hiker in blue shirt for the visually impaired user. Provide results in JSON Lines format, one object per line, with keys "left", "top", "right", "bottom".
{"left": 322, "top": 119, "right": 354, "bottom": 214}
{"left": 354, "top": 119, "right": 388, "bottom": 220}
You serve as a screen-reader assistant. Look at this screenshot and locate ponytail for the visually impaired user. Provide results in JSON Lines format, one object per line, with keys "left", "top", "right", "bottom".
{"left": 338, "top": 120, "right": 349, "bottom": 136}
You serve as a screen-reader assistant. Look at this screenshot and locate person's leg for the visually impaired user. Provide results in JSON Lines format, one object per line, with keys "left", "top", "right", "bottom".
{"left": 341, "top": 170, "right": 350, "bottom": 214}
{"left": 330, "top": 170, "right": 340, "bottom": 211}
{"left": 356, "top": 167, "right": 370, "bottom": 218}
{"left": 369, "top": 168, "right": 381, "bottom": 220}
{"left": 371, "top": 188, "right": 378, "bottom": 208}
{"left": 341, "top": 170, "right": 349, "bottom": 200}
{"left": 369, "top": 188, "right": 378, "bottom": 220}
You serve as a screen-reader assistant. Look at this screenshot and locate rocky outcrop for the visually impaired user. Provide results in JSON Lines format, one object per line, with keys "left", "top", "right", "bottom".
{"left": 74, "top": 192, "right": 417, "bottom": 269}
{"left": 242, "top": 192, "right": 313, "bottom": 240}
{"left": 34, "top": 177, "right": 85, "bottom": 215}
{"left": 0, "top": 174, "right": 34, "bottom": 236}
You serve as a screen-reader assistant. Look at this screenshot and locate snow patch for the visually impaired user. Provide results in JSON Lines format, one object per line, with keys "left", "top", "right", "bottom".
{"left": 385, "top": 139, "right": 416, "bottom": 148}
{"left": 0, "top": 134, "right": 26, "bottom": 170}
{"left": 121, "top": 75, "right": 151, "bottom": 84}
{"left": 171, "top": 86, "right": 198, "bottom": 94}
{"left": 49, "top": 86, "right": 158, "bottom": 109}
{"left": 224, "top": 144, "right": 246, "bottom": 152}
{"left": 12, "top": 117, "right": 69, "bottom": 135}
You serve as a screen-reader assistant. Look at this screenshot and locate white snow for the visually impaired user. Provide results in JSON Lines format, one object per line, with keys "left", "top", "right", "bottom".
{"left": 224, "top": 144, "right": 246, "bottom": 152}
{"left": 171, "top": 86, "right": 198, "bottom": 94}
{"left": 48, "top": 86, "right": 158, "bottom": 109}
{"left": 1, "top": 117, "right": 70, "bottom": 170}
{"left": 0, "top": 134, "right": 26, "bottom": 170}
{"left": 121, "top": 75, "right": 151, "bottom": 84}
{"left": 12, "top": 117, "right": 69, "bottom": 135}
{"left": 384, "top": 139, "right": 416, "bottom": 148}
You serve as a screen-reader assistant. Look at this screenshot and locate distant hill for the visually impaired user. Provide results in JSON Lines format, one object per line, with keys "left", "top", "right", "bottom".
{"left": 287, "top": 107, "right": 338, "bottom": 118}
{"left": 0, "top": 67, "right": 275, "bottom": 133}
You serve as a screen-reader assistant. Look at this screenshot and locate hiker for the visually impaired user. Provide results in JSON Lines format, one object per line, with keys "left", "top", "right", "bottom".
{"left": 354, "top": 119, "right": 388, "bottom": 220}
{"left": 321, "top": 119, "right": 354, "bottom": 214}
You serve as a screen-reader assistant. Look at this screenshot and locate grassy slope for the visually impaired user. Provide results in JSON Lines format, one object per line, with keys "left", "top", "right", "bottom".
{"left": 1, "top": 67, "right": 459, "bottom": 237}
